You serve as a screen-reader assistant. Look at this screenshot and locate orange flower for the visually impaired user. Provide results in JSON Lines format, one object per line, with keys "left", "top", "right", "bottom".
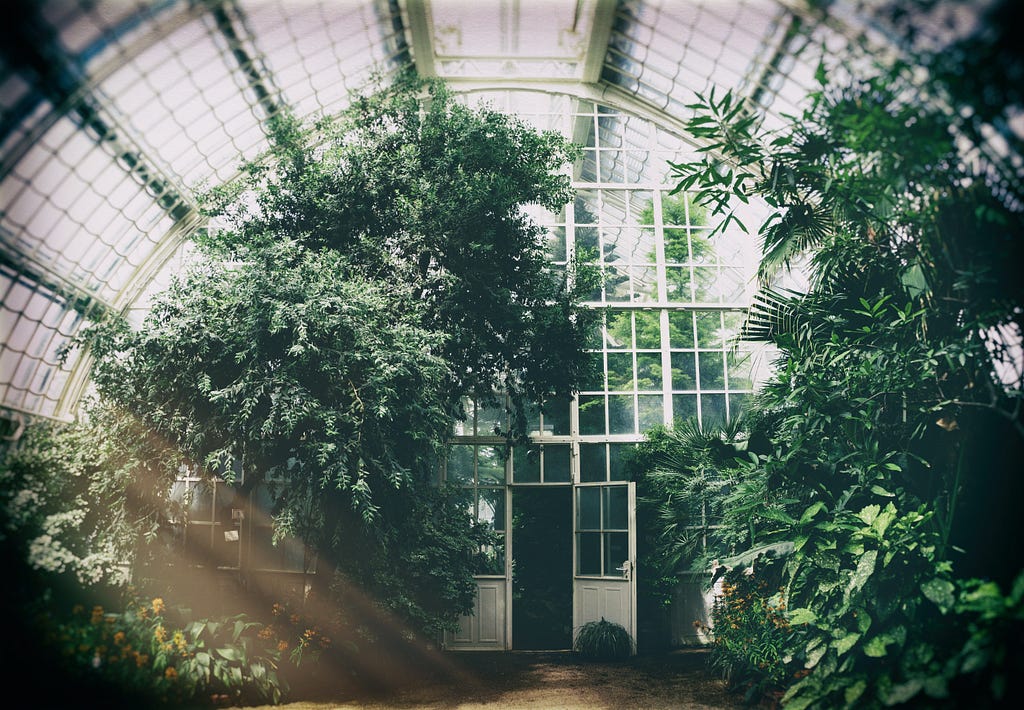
{"left": 165, "top": 667, "right": 178, "bottom": 680}
{"left": 278, "top": 640, "right": 289, "bottom": 652}
{"left": 152, "top": 598, "right": 165, "bottom": 616}
{"left": 257, "top": 627, "right": 274, "bottom": 640}
{"left": 113, "top": 631, "right": 126, "bottom": 646}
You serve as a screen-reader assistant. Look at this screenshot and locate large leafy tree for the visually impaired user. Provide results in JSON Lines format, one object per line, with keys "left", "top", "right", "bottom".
{"left": 79, "top": 73, "right": 598, "bottom": 638}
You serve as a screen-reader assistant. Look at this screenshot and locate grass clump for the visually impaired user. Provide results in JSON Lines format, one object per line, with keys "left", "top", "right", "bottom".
{"left": 573, "top": 618, "right": 633, "bottom": 661}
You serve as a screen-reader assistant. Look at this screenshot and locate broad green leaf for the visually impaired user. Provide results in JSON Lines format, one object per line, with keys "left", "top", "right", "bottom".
{"left": 844, "top": 678, "right": 868, "bottom": 705}
{"left": 847, "top": 549, "right": 878, "bottom": 599}
{"left": 216, "top": 645, "right": 242, "bottom": 662}
{"left": 857, "top": 504, "right": 880, "bottom": 526}
{"left": 863, "top": 635, "right": 889, "bottom": 657}
{"left": 806, "top": 638, "right": 827, "bottom": 668}
{"left": 800, "top": 501, "right": 826, "bottom": 524}
{"left": 921, "top": 577, "right": 955, "bottom": 614}
{"left": 833, "top": 631, "right": 861, "bottom": 656}
{"left": 789, "top": 607, "right": 818, "bottom": 625}
{"left": 884, "top": 679, "right": 924, "bottom": 705}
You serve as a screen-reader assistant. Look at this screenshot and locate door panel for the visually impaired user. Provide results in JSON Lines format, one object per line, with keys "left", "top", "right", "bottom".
{"left": 572, "top": 482, "right": 637, "bottom": 652}
{"left": 447, "top": 579, "right": 508, "bottom": 649}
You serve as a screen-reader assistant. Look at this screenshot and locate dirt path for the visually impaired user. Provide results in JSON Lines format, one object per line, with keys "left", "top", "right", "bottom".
{"left": 250, "top": 649, "right": 744, "bottom": 710}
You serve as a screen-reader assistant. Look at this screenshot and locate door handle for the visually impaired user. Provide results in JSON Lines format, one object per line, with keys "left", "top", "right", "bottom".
{"left": 616, "top": 560, "right": 632, "bottom": 580}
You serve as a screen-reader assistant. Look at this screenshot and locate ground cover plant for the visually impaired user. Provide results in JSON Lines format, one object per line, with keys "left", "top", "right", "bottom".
{"left": 574, "top": 618, "right": 634, "bottom": 661}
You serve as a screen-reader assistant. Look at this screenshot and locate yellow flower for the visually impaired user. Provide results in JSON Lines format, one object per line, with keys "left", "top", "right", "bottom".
{"left": 151, "top": 598, "right": 165, "bottom": 616}
{"left": 135, "top": 652, "right": 149, "bottom": 668}
{"left": 172, "top": 630, "right": 187, "bottom": 652}
{"left": 165, "top": 667, "right": 178, "bottom": 681}
{"left": 154, "top": 625, "right": 167, "bottom": 643}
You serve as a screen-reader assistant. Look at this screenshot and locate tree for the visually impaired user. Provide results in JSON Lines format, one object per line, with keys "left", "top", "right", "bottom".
{"left": 78, "top": 73, "right": 599, "bottom": 639}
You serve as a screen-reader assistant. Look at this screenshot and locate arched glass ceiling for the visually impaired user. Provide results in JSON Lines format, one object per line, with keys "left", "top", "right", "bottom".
{"left": 0, "top": 0, "right": 1016, "bottom": 428}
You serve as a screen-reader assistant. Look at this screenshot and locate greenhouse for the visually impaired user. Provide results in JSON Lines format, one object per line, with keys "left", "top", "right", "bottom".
{"left": 1, "top": 0, "right": 1021, "bottom": 708}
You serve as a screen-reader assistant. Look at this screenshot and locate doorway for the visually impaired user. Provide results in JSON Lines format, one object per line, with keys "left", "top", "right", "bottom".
{"left": 511, "top": 487, "right": 572, "bottom": 649}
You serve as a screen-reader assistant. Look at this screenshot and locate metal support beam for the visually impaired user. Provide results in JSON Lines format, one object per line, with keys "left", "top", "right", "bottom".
{"left": 400, "top": 0, "right": 437, "bottom": 77}
{"left": 209, "top": 0, "right": 283, "bottom": 122}
{"left": 581, "top": 0, "right": 617, "bottom": 84}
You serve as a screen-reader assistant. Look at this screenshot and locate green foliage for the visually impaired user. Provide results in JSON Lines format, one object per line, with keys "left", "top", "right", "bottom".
{"left": 40, "top": 596, "right": 299, "bottom": 707}
{"left": 665, "top": 37, "right": 1023, "bottom": 710}
{"left": 1, "top": 409, "right": 186, "bottom": 593}
{"left": 705, "top": 559, "right": 792, "bottom": 705}
{"left": 573, "top": 618, "right": 634, "bottom": 661}
{"left": 61, "top": 73, "right": 590, "bottom": 645}
{"left": 627, "top": 419, "right": 747, "bottom": 610}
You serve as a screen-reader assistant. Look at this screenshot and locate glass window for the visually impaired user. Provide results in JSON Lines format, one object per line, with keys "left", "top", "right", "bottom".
{"left": 580, "top": 443, "right": 607, "bottom": 483}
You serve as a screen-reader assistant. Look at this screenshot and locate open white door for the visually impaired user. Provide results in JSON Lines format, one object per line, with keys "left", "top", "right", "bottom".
{"left": 572, "top": 481, "right": 637, "bottom": 652}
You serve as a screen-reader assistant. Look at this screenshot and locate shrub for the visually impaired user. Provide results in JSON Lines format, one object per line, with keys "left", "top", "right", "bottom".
{"left": 573, "top": 618, "right": 633, "bottom": 661}
{"left": 705, "top": 562, "right": 792, "bottom": 706}
{"left": 41, "top": 595, "right": 303, "bottom": 707}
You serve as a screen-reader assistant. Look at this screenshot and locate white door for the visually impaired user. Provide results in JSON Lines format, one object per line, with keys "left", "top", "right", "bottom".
{"left": 447, "top": 578, "right": 508, "bottom": 649}
{"left": 572, "top": 482, "right": 637, "bottom": 652}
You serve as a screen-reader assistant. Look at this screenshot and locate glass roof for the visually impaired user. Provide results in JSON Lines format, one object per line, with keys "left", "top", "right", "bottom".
{"left": 0, "top": 0, "right": 1017, "bottom": 426}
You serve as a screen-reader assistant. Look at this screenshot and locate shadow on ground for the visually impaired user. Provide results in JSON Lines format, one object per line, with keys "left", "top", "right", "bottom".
{"left": 256, "top": 647, "right": 745, "bottom": 710}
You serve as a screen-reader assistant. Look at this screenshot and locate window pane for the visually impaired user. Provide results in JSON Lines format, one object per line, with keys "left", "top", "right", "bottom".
{"left": 637, "top": 395, "right": 663, "bottom": 432}
{"left": 695, "top": 312, "right": 723, "bottom": 346}
{"left": 543, "top": 395, "right": 572, "bottom": 435}
{"left": 479, "top": 536, "right": 505, "bottom": 575}
{"left": 608, "top": 394, "right": 634, "bottom": 434}
{"left": 673, "top": 393, "right": 698, "bottom": 423}
{"left": 577, "top": 532, "right": 601, "bottom": 575}
{"left": 580, "top": 443, "right": 606, "bottom": 483}
{"left": 729, "top": 393, "right": 750, "bottom": 419}
{"left": 635, "top": 352, "right": 661, "bottom": 389}
{"left": 671, "top": 351, "right": 696, "bottom": 389}
{"left": 477, "top": 446, "right": 506, "bottom": 484}
{"left": 578, "top": 487, "right": 601, "bottom": 529}
{"left": 634, "top": 310, "right": 660, "bottom": 348}
{"left": 668, "top": 311, "right": 694, "bottom": 347}
{"left": 604, "top": 486, "right": 628, "bottom": 529}
{"left": 479, "top": 488, "right": 506, "bottom": 531}
{"left": 604, "top": 532, "right": 629, "bottom": 576}
{"left": 578, "top": 394, "right": 605, "bottom": 435}
{"left": 543, "top": 445, "right": 571, "bottom": 482}
{"left": 514, "top": 445, "right": 541, "bottom": 483}
{"left": 727, "top": 349, "right": 754, "bottom": 389}
{"left": 609, "top": 443, "right": 632, "bottom": 482}
{"left": 606, "top": 351, "right": 633, "bottom": 391}
{"left": 665, "top": 266, "right": 691, "bottom": 300}
{"left": 605, "top": 311, "right": 631, "bottom": 348}
{"left": 477, "top": 399, "right": 506, "bottom": 436}
{"left": 701, "top": 393, "right": 727, "bottom": 428}
{"left": 699, "top": 351, "right": 725, "bottom": 389}
{"left": 447, "top": 445, "right": 475, "bottom": 485}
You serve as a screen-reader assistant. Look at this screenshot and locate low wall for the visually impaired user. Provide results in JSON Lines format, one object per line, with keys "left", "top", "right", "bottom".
{"left": 669, "top": 571, "right": 717, "bottom": 646}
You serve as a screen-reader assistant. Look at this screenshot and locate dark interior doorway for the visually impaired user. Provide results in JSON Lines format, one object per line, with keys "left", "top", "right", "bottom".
{"left": 512, "top": 487, "right": 573, "bottom": 650}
